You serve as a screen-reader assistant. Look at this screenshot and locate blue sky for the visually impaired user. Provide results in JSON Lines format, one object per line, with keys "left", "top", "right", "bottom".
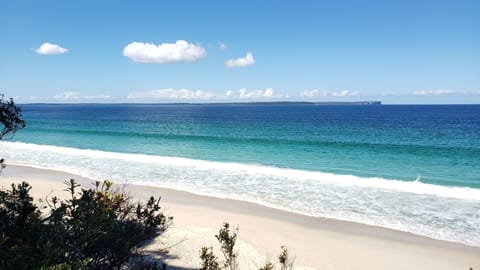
{"left": 0, "top": 0, "right": 479, "bottom": 104}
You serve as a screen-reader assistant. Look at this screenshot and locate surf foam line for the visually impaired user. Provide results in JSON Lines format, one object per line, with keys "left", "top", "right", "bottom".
{"left": 2, "top": 141, "right": 480, "bottom": 246}
{"left": 1, "top": 141, "right": 479, "bottom": 200}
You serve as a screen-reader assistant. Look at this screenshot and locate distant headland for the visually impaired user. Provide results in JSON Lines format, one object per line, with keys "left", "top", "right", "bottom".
{"left": 160, "top": 101, "right": 383, "bottom": 106}
{"left": 23, "top": 101, "right": 382, "bottom": 106}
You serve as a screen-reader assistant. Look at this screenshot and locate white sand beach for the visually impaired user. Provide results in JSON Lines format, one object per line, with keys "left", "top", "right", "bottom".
{"left": 1, "top": 165, "right": 479, "bottom": 270}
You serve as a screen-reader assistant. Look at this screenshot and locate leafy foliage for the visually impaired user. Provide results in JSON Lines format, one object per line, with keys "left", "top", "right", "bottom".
{"left": 215, "top": 222, "right": 239, "bottom": 270}
{"left": 0, "top": 94, "right": 25, "bottom": 174}
{"left": 200, "top": 223, "right": 294, "bottom": 270}
{"left": 258, "top": 262, "right": 274, "bottom": 270}
{"left": 278, "top": 246, "right": 294, "bottom": 270}
{"left": 199, "top": 247, "right": 221, "bottom": 270}
{"left": 0, "top": 94, "right": 25, "bottom": 140}
{"left": 0, "top": 179, "right": 171, "bottom": 270}
{"left": 0, "top": 182, "right": 43, "bottom": 269}
{"left": 258, "top": 246, "right": 294, "bottom": 270}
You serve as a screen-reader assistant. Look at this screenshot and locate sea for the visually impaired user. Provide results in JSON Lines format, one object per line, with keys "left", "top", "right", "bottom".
{"left": 1, "top": 104, "right": 479, "bottom": 246}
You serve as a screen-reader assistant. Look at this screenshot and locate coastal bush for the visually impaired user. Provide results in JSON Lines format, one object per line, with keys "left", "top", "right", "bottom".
{"left": 199, "top": 247, "right": 221, "bottom": 270}
{"left": 0, "top": 94, "right": 25, "bottom": 173}
{"left": 200, "top": 222, "right": 294, "bottom": 270}
{"left": 258, "top": 263, "right": 274, "bottom": 270}
{"left": 200, "top": 222, "right": 237, "bottom": 270}
{"left": 216, "top": 222, "right": 239, "bottom": 270}
{"left": 277, "top": 246, "right": 294, "bottom": 270}
{"left": 0, "top": 182, "right": 43, "bottom": 269}
{"left": 259, "top": 246, "right": 294, "bottom": 270}
{"left": 0, "top": 94, "right": 25, "bottom": 140}
{"left": 0, "top": 179, "right": 171, "bottom": 270}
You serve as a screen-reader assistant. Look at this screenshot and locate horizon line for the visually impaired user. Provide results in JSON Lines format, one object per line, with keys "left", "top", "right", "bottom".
{"left": 15, "top": 101, "right": 480, "bottom": 106}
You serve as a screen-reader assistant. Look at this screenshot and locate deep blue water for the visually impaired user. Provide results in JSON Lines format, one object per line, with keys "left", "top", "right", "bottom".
{"left": 11, "top": 104, "right": 480, "bottom": 188}
{"left": 2, "top": 104, "right": 480, "bottom": 246}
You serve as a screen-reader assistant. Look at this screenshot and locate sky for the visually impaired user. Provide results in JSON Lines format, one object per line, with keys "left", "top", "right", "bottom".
{"left": 0, "top": 0, "right": 479, "bottom": 104}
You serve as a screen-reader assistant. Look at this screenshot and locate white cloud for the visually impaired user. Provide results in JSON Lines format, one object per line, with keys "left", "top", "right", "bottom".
{"left": 413, "top": 89, "right": 455, "bottom": 96}
{"left": 127, "top": 89, "right": 214, "bottom": 100}
{"left": 127, "top": 88, "right": 286, "bottom": 101}
{"left": 300, "top": 89, "right": 360, "bottom": 98}
{"left": 300, "top": 89, "right": 322, "bottom": 97}
{"left": 219, "top": 42, "right": 227, "bottom": 50}
{"left": 84, "top": 94, "right": 112, "bottom": 99}
{"left": 35, "top": 42, "right": 68, "bottom": 55}
{"left": 53, "top": 92, "right": 111, "bottom": 101}
{"left": 332, "top": 90, "right": 359, "bottom": 97}
{"left": 123, "top": 40, "right": 206, "bottom": 64}
{"left": 225, "top": 52, "right": 255, "bottom": 68}
{"left": 223, "top": 88, "right": 287, "bottom": 99}
{"left": 53, "top": 91, "right": 81, "bottom": 100}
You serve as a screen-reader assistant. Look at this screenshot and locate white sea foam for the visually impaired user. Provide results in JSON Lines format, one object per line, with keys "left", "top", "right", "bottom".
{"left": 1, "top": 141, "right": 479, "bottom": 246}
{"left": 2, "top": 141, "right": 478, "bottom": 200}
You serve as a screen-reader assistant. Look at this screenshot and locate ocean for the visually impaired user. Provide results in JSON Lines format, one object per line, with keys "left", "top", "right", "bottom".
{"left": 1, "top": 104, "right": 479, "bottom": 246}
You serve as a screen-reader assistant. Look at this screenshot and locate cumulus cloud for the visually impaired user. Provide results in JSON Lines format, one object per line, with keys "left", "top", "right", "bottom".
{"left": 84, "top": 94, "right": 112, "bottom": 99}
{"left": 127, "top": 88, "right": 287, "bottom": 101}
{"left": 123, "top": 40, "right": 206, "bottom": 64}
{"left": 413, "top": 89, "right": 455, "bottom": 96}
{"left": 332, "top": 90, "right": 360, "bottom": 97}
{"left": 225, "top": 52, "right": 255, "bottom": 68}
{"left": 35, "top": 42, "right": 68, "bottom": 55}
{"left": 53, "top": 91, "right": 111, "bottom": 100}
{"left": 127, "top": 89, "right": 214, "bottom": 100}
{"left": 223, "top": 88, "right": 287, "bottom": 99}
{"left": 300, "top": 89, "right": 321, "bottom": 97}
{"left": 53, "top": 91, "right": 81, "bottom": 100}
{"left": 300, "top": 89, "right": 360, "bottom": 98}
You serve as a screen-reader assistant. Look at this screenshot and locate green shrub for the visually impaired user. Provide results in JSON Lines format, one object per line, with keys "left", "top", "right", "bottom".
{"left": 0, "top": 94, "right": 26, "bottom": 174}
{"left": 200, "top": 223, "right": 294, "bottom": 270}
{"left": 0, "top": 182, "right": 43, "bottom": 269}
{"left": 0, "top": 94, "right": 25, "bottom": 140}
{"left": 0, "top": 179, "right": 171, "bottom": 270}
{"left": 215, "top": 222, "right": 239, "bottom": 270}
{"left": 278, "top": 246, "right": 294, "bottom": 270}
{"left": 258, "top": 262, "right": 274, "bottom": 270}
{"left": 200, "top": 247, "right": 221, "bottom": 270}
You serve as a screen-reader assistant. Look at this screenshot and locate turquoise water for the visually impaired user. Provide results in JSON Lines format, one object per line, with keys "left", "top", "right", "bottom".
{"left": 1, "top": 104, "right": 479, "bottom": 246}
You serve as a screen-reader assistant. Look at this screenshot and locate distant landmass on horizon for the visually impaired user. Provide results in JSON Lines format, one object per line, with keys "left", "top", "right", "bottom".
{"left": 22, "top": 101, "right": 382, "bottom": 106}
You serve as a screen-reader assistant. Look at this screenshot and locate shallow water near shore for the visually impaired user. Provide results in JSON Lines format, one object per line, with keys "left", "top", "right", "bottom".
{"left": 2, "top": 104, "right": 480, "bottom": 246}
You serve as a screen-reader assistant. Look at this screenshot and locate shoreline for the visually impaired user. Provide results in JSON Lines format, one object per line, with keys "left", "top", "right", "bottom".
{"left": 2, "top": 164, "right": 479, "bottom": 269}
{"left": 3, "top": 141, "right": 479, "bottom": 248}
{"left": 5, "top": 160, "right": 478, "bottom": 247}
